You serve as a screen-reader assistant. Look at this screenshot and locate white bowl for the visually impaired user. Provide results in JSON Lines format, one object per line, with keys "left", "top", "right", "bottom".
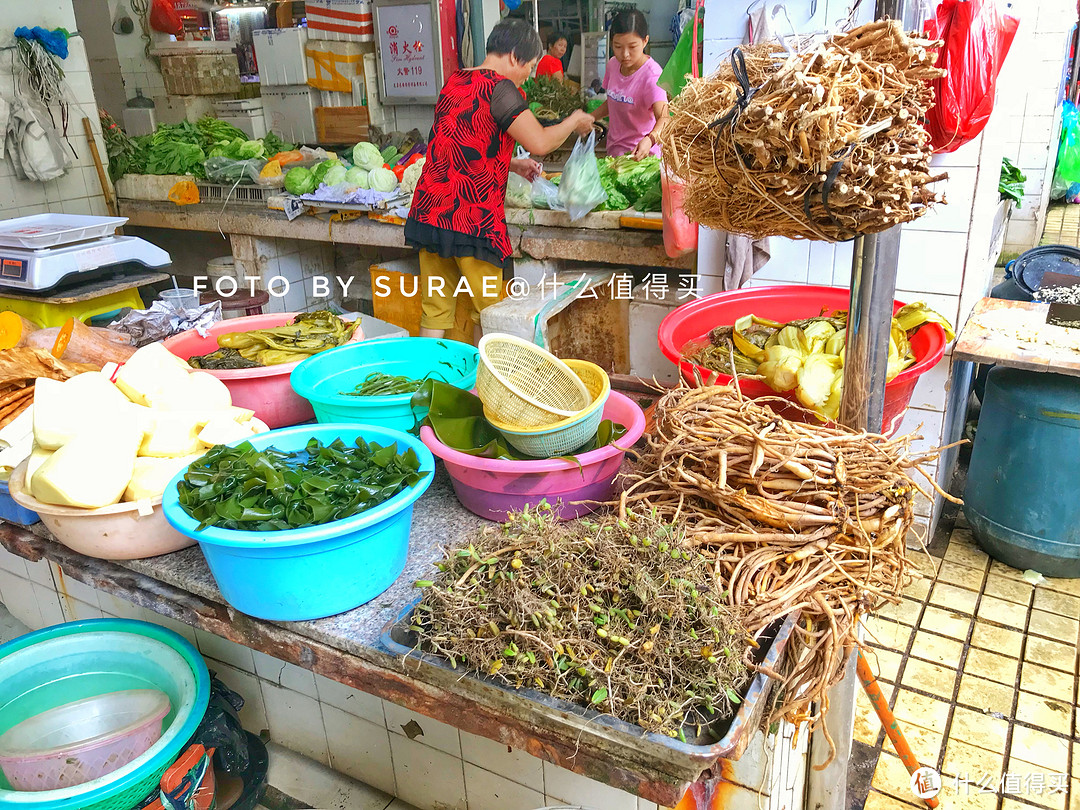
{"left": 8, "top": 461, "right": 194, "bottom": 560}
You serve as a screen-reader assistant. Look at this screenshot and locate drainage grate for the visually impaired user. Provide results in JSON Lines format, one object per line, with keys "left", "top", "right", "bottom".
{"left": 195, "top": 184, "right": 270, "bottom": 204}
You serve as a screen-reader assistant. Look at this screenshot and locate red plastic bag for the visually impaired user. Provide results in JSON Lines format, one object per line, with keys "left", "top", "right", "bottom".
{"left": 661, "top": 168, "right": 697, "bottom": 258}
{"left": 150, "top": 0, "right": 183, "bottom": 36}
{"left": 924, "top": 0, "right": 1019, "bottom": 153}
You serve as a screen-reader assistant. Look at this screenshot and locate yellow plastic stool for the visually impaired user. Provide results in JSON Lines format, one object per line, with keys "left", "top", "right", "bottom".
{"left": 0, "top": 288, "right": 145, "bottom": 327}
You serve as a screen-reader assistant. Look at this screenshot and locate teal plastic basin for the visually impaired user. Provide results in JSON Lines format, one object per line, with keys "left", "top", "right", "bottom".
{"left": 290, "top": 337, "right": 479, "bottom": 432}
{"left": 161, "top": 424, "right": 436, "bottom": 621}
{"left": 0, "top": 619, "right": 210, "bottom": 810}
{"left": 965, "top": 367, "right": 1080, "bottom": 577}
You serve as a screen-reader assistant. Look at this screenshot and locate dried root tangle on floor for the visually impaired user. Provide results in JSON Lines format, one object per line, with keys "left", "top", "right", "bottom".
{"left": 621, "top": 385, "right": 956, "bottom": 762}
{"left": 662, "top": 20, "right": 947, "bottom": 241}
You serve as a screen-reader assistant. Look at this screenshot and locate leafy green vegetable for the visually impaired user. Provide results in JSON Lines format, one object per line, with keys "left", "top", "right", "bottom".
{"left": 145, "top": 121, "right": 207, "bottom": 177}
{"left": 369, "top": 166, "right": 398, "bottom": 192}
{"left": 352, "top": 141, "right": 383, "bottom": 171}
{"left": 596, "top": 156, "right": 661, "bottom": 211}
{"left": 312, "top": 159, "right": 342, "bottom": 185}
{"left": 633, "top": 183, "right": 662, "bottom": 212}
{"left": 345, "top": 166, "right": 369, "bottom": 188}
{"left": 1000, "top": 157, "right": 1027, "bottom": 207}
{"left": 284, "top": 166, "right": 316, "bottom": 195}
{"left": 262, "top": 131, "right": 295, "bottom": 156}
{"left": 209, "top": 137, "right": 266, "bottom": 161}
{"left": 100, "top": 110, "right": 140, "bottom": 182}
{"left": 522, "top": 75, "right": 583, "bottom": 119}
{"left": 323, "top": 164, "right": 348, "bottom": 186}
{"left": 176, "top": 436, "right": 429, "bottom": 532}
{"left": 410, "top": 380, "right": 628, "bottom": 460}
{"left": 195, "top": 116, "right": 249, "bottom": 150}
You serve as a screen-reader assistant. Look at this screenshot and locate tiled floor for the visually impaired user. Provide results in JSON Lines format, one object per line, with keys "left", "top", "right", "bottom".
{"left": 1040, "top": 203, "right": 1080, "bottom": 247}
{"left": 852, "top": 513, "right": 1080, "bottom": 810}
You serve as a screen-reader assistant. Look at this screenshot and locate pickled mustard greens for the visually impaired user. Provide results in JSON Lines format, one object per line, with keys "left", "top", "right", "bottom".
{"left": 176, "top": 436, "right": 429, "bottom": 531}
{"left": 187, "top": 311, "right": 353, "bottom": 368}
{"left": 186, "top": 348, "right": 260, "bottom": 370}
{"left": 684, "top": 303, "right": 955, "bottom": 421}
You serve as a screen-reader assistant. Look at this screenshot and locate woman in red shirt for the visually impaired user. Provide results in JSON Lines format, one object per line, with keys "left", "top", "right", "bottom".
{"left": 406, "top": 20, "right": 594, "bottom": 343}
{"left": 535, "top": 32, "right": 567, "bottom": 81}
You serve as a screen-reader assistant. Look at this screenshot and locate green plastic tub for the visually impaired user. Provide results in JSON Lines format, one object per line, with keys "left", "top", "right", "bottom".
{"left": 290, "top": 337, "right": 479, "bottom": 432}
{"left": 0, "top": 619, "right": 210, "bottom": 810}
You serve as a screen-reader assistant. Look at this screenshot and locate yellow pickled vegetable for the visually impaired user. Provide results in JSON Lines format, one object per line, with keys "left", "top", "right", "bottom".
{"left": 757, "top": 345, "right": 803, "bottom": 392}
{"left": 685, "top": 303, "right": 954, "bottom": 422}
{"left": 795, "top": 354, "right": 842, "bottom": 414}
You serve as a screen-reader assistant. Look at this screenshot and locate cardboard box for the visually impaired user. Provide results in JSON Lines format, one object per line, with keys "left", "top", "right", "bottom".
{"left": 260, "top": 85, "right": 320, "bottom": 145}
{"left": 314, "top": 106, "right": 370, "bottom": 143}
{"left": 253, "top": 27, "right": 309, "bottom": 86}
{"left": 160, "top": 52, "right": 242, "bottom": 95}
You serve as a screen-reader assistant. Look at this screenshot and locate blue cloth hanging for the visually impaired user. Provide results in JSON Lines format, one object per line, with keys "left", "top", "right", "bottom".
{"left": 14, "top": 26, "right": 69, "bottom": 59}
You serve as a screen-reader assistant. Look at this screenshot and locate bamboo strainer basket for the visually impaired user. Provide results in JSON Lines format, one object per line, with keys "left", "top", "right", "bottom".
{"left": 477, "top": 334, "right": 591, "bottom": 428}
{"left": 486, "top": 360, "right": 611, "bottom": 457}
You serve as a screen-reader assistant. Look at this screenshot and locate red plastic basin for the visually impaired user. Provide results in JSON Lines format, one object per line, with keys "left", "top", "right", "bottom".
{"left": 657, "top": 286, "right": 947, "bottom": 435}
{"left": 164, "top": 313, "right": 362, "bottom": 429}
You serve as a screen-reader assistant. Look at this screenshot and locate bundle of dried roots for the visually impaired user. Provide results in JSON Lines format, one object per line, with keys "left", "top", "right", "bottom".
{"left": 620, "top": 385, "right": 956, "bottom": 763}
{"left": 662, "top": 20, "right": 947, "bottom": 241}
{"left": 414, "top": 505, "right": 752, "bottom": 739}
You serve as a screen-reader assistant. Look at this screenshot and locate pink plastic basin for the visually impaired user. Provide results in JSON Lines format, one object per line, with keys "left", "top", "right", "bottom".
{"left": 421, "top": 391, "right": 646, "bottom": 521}
{"left": 164, "top": 313, "right": 362, "bottom": 428}
{"left": 0, "top": 689, "right": 170, "bottom": 792}
{"left": 657, "top": 286, "right": 947, "bottom": 436}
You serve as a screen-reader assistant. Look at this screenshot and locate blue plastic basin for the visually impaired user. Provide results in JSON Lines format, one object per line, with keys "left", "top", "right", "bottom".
{"left": 0, "top": 619, "right": 209, "bottom": 810}
{"left": 161, "top": 424, "right": 436, "bottom": 621}
{"left": 290, "top": 337, "right": 479, "bottom": 432}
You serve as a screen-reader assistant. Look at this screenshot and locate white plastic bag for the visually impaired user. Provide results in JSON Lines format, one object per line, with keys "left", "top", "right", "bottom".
{"left": 556, "top": 131, "right": 607, "bottom": 221}
{"left": 532, "top": 175, "right": 562, "bottom": 210}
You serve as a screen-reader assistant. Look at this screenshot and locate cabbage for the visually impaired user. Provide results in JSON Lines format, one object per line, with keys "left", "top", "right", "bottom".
{"left": 312, "top": 159, "right": 342, "bottom": 185}
{"left": 283, "top": 167, "right": 316, "bottom": 195}
{"left": 323, "top": 165, "right": 348, "bottom": 187}
{"left": 401, "top": 158, "right": 426, "bottom": 194}
{"left": 344, "top": 166, "right": 369, "bottom": 189}
{"left": 369, "top": 167, "right": 398, "bottom": 193}
{"left": 352, "top": 142, "right": 384, "bottom": 171}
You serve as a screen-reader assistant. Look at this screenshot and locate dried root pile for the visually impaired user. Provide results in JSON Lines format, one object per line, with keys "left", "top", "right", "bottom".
{"left": 415, "top": 505, "right": 752, "bottom": 738}
{"left": 621, "top": 385, "right": 955, "bottom": 762}
{"left": 662, "top": 20, "right": 947, "bottom": 241}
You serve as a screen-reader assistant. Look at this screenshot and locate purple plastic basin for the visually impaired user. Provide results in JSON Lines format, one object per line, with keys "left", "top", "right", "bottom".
{"left": 420, "top": 391, "right": 646, "bottom": 521}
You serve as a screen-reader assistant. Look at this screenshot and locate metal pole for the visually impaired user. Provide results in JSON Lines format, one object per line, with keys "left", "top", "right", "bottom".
{"left": 839, "top": 227, "right": 902, "bottom": 432}
{"left": 532, "top": 0, "right": 540, "bottom": 32}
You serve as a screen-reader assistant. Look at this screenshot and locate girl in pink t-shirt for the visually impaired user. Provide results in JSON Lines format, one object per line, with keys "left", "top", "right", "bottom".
{"left": 590, "top": 10, "right": 668, "bottom": 159}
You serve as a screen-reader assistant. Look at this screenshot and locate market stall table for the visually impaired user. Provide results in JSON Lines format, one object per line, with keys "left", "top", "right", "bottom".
{"left": 953, "top": 296, "right": 1080, "bottom": 375}
{"left": 0, "top": 464, "right": 783, "bottom": 808}
{"left": 116, "top": 200, "right": 695, "bottom": 271}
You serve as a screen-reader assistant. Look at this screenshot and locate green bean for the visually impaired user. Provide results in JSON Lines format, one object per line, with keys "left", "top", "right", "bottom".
{"left": 341, "top": 369, "right": 458, "bottom": 397}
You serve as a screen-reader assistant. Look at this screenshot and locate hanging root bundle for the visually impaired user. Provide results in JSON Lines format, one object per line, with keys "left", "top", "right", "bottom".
{"left": 620, "top": 385, "right": 958, "bottom": 764}
{"left": 415, "top": 505, "right": 752, "bottom": 739}
{"left": 662, "top": 20, "right": 947, "bottom": 241}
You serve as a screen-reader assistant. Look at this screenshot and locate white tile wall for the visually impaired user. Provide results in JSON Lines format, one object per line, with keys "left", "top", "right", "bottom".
{"left": 0, "top": 12, "right": 111, "bottom": 222}
{"left": 1001, "top": 1, "right": 1077, "bottom": 255}
{"left": 4, "top": 543, "right": 795, "bottom": 810}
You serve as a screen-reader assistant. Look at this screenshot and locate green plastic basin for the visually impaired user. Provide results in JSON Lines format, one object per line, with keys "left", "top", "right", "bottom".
{"left": 0, "top": 619, "right": 210, "bottom": 809}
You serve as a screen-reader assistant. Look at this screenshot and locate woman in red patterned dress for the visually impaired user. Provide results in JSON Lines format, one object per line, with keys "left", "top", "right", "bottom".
{"left": 405, "top": 20, "right": 595, "bottom": 343}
